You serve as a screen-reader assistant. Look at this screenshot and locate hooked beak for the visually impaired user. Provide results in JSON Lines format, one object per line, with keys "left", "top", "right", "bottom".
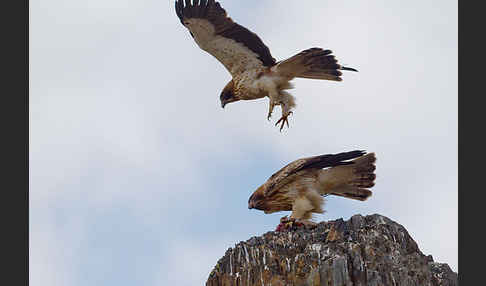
{"left": 221, "top": 102, "right": 226, "bottom": 109}
{"left": 248, "top": 201, "right": 254, "bottom": 209}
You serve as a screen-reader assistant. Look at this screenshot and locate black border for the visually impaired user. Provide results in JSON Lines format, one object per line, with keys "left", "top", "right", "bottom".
{"left": 458, "top": 1, "right": 482, "bottom": 285}
{"left": 3, "top": 0, "right": 28, "bottom": 284}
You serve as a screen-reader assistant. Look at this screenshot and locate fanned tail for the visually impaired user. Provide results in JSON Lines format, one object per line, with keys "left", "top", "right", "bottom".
{"left": 273, "top": 47, "right": 357, "bottom": 81}
{"left": 318, "top": 152, "right": 376, "bottom": 201}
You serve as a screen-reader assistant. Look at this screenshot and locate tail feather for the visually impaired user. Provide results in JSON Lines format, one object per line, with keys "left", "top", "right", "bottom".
{"left": 330, "top": 187, "right": 372, "bottom": 201}
{"left": 341, "top": 66, "right": 358, "bottom": 72}
{"left": 318, "top": 152, "right": 376, "bottom": 201}
{"left": 274, "top": 47, "right": 357, "bottom": 81}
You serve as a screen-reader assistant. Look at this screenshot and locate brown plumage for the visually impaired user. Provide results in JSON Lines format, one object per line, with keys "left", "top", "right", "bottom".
{"left": 248, "top": 151, "right": 376, "bottom": 226}
{"left": 176, "top": 0, "right": 357, "bottom": 131}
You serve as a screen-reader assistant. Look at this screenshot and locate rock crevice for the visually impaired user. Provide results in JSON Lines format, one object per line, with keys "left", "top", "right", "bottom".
{"left": 206, "top": 214, "right": 457, "bottom": 286}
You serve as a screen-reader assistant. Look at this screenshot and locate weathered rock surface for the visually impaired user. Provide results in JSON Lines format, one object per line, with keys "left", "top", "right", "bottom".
{"left": 206, "top": 214, "right": 457, "bottom": 286}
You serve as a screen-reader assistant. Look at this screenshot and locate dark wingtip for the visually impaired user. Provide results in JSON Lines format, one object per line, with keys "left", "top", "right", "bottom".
{"left": 341, "top": 66, "right": 358, "bottom": 72}
{"left": 344, "top": 150, "right": 367, "bottom": 159}
{"left": 175, "top": 0, "right": 184, "bottom": 23}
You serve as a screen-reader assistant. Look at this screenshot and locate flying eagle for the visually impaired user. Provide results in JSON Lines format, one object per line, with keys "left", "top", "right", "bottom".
{"left": 175, "top": 0, "right": 357, "bottom": 131}
{"left": 248, "top": 151, "right": 376, "bottom": 229}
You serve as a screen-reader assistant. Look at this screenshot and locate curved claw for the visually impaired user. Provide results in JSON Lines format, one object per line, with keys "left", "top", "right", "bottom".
{"left": 275, "top": 111, "right": 293, "bottom": 132}
{"left": 276, "top": 216, "right": 311, "bottom": 231}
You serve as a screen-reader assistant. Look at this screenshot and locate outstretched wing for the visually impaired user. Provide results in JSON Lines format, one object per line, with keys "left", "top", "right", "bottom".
{"left": 263, "top": 150, "right": 366, "bottom": 197}
{"left": 175, "top": 0, "right": 276, "bottom": 77}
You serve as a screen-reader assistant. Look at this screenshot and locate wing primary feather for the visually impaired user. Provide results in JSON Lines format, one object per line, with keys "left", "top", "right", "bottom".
{"left": 184, "top": 0, "right": 192, "bottom": 18}
{"left": 296, "top": 150, "right": 367, "bottom": 174}
{"left": 176, "top": 0, "right": 277, "bottom": 70}
{"left": 199, "top": 0, "right": 209, "bottom": 17}
{"left": 192, "top": 0, "right": 200, "bottom": 17}
{"left": 175, "top": 0, "right": 184, "bottom": 23}
{"left": 214, "top": 1, "right": 225, "bottom": 13}
{"left": 207, "top": 0, "right": 215, "bottom": 10}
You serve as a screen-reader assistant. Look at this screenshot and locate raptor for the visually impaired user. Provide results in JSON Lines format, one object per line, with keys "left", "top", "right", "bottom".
{"left": 175, "top": 0, "right": 357, "bottom": 131}
{"left": 248, "top": 151, "right": 376, "bottom": 230}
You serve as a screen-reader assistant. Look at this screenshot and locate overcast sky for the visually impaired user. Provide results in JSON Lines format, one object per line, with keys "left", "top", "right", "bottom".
{"left": 30, "top": 0, "right": 457, "bottom": 285}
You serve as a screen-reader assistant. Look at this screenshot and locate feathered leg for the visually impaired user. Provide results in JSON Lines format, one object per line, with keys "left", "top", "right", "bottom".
{"left": 267, "top": 97, "right": 277, "bottom": 121}
{"left": 275, "top": 91, "right": 296, "bottom": 132}
{"left": 276, "top": 192, "right": 320, "bottom": 231}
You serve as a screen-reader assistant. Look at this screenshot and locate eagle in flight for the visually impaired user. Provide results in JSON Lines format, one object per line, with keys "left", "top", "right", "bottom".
{"left": 248, "top": 151, "right": 376, "bottom": 230}
{"left": 175, "top": 0, "right": 357, "bottom": 131}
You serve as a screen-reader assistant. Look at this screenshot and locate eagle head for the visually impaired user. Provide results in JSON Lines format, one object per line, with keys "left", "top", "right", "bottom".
{"left": 220, "top": 80, "right": 239, "bottom": 108}
{"left": 248, "top": 186, "right": 266, "bottom": 210}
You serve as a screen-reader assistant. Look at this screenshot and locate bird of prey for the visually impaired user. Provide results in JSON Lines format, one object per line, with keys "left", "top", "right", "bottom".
{"left": 175, "top": 0, "right": 357, "bottom": 131}
{"left": 248, "top": 151, "right": 376, "bottom": 230}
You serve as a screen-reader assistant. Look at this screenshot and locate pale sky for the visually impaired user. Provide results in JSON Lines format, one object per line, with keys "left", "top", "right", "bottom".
{"left": 30, "top": 0, "right": 457, "bottom": 285}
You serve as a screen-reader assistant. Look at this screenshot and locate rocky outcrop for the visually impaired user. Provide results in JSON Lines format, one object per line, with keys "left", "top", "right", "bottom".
{"left": 206, "top": 214, "right": 457, "bottom": 286}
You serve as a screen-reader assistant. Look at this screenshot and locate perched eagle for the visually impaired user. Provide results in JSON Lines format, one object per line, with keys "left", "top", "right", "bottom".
{"left": 175, "top": 0, "right": 357, "bottom": 131}
{"left": 248, "top": 151, "right": 376, "bottom": 229}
